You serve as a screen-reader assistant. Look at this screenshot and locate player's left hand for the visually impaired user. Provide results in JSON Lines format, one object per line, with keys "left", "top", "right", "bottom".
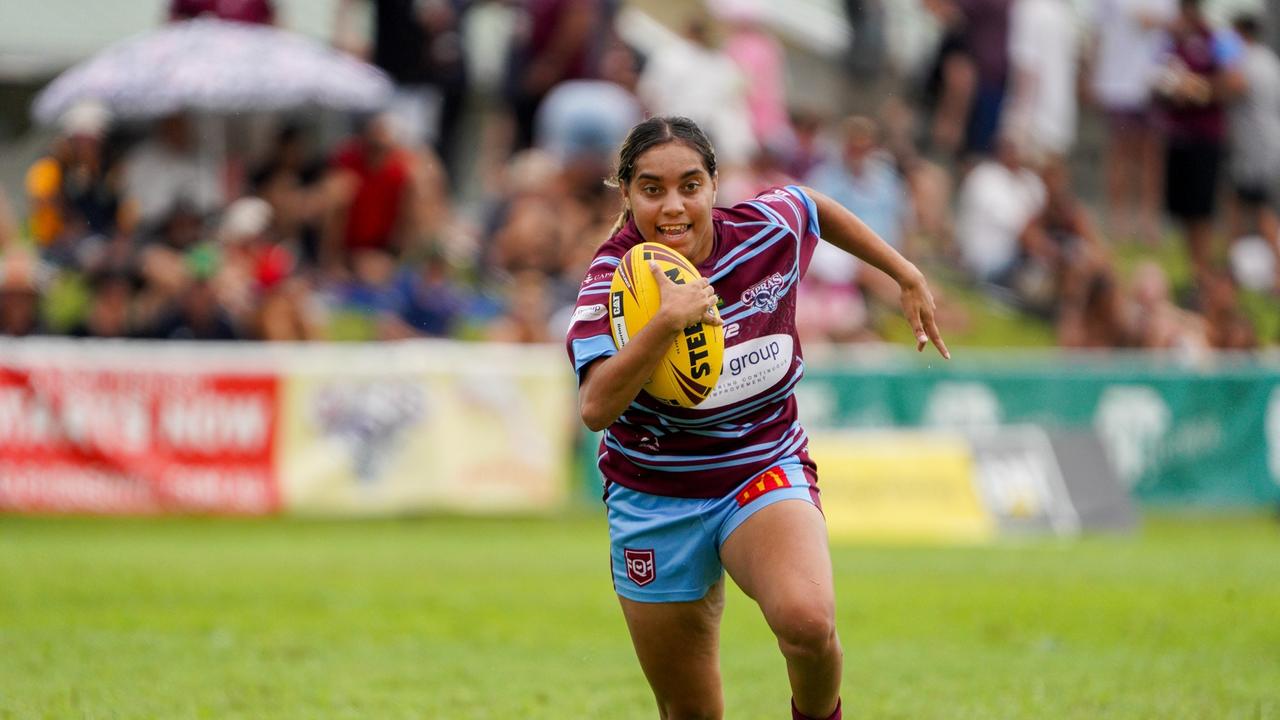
{"left": 899, "top": 269, "right": 950, "bottom": 360}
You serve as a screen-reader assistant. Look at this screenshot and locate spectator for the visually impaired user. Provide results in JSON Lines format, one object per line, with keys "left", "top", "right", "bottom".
{"left": 924, "top": 0, "right": 1013, "bottom": 158}
{"left": 1153, "top": 0, "right": 1245, "bottom": 288}
{"left": 1024, "top": 161, "right": 1113, "bottom": 327}
{"left": 250, "top": 123, "right": 327, "bottom": 265}
{"left": 489, "top": 190, "right": 564, "bottom": 278}
{"left": 717, "top": 143, "right": 797, "bottom": 206}
{"left": 1201, "top": 271, "right": 1257, "bottom": 350}
{"left": 124, "top": 114, "right": 224, "bottom": 231}
{"left": 795, "top": 238, "right": 876, "bottom": 346}
{"left": 481, "top": 149, "right": 571, "bottom": 281}
{"left": 504, "top": 0, "right": 612, "bottom": 151}
{"left": 808, "top": 116, "right": 910, "bottom": 256}
{"left": 387, "top": 247, "right": 470, "bottom": 338}
{"left": 25, "top": 102, "right": 134, "bottom": 261}
{"left": 254, "top": 252, "right": 320, "bottom": 341}
{"left": 1062, "top": 270, "right": 1133, "bottom": 348}
{"left": 322, "top": 113, "right": 419, "bottom": 272}
{"left": 797, "top": 117, "right": 916, "bottom": 345}
{"left": 1088, "top": 0, "right": 1176, "bottom": 244}
{"left": 636, "top": 16, "right": 757, "bottom": 166}
{"left": 786, "top": 110, "right": 829, "bottom": 182}
{"left": 0, "top": 251, "right": 46, "bottom": 338}
{"left": 954, "top": 134, "right": 1046, "bottom": 287}
{"left": 534, "top": 41, "right": 644, "bottom": 172}
{"left": 921, "top": 1, "right": 975, "bottom": 156}
{"left": 144, "top": 200, "right": 206, "bottom": 254}
{"left": 1226, "top": 13, "right": 1280, "bottom": 294}
{"left": 713, "top": 0, "right": 795, "bottom": 153}
{"left": 1126, "top": 260, "right": 1208, "bottom": 352}
{"left": 147, "top": 274, "right": 241, "bottom": 340}
{"left": 0, "top": 184, "right": 18, "bottom": 253}
{"left": 843, "top": 0, "right": 889, "bottom": 78}
{"left": 341, "top": 251, "right": 397, "bottom": 314}
{"left": 211, "top": 196, "right": 321, "bottom": 341}
{"left": 1004, "top": 0, "right": 1081, "bottom": 162}
{"left": 879, "top": 98, "right": 954, "bottom": 249}
{"left": 486, "top": 269, "right": 555, "bottom": 343}
{"left": 70, "top": 271, "right": 138, "bottom": 339}
{"left": 334, "top": 0, "right": 468, "bottom": 174}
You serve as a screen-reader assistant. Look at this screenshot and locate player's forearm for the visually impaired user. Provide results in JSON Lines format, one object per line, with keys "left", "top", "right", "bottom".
{"left": 579, "top": 319, "right": 681, "bottom": 431}
{"left": 802, "top": 186, "right": 925, "bottom": 287}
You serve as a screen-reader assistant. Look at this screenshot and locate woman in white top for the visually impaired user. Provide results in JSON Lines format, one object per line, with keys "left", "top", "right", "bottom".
{"left": 1089, "top": 0, "right": 1177, "bottom": 244}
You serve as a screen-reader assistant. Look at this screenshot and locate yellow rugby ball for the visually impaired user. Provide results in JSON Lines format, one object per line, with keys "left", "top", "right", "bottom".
{"left": 608, "top": 242, "right": 724, "bottom": 408}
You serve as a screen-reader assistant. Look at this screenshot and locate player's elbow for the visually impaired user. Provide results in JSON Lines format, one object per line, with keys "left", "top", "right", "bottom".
{"left": 577, "top": 364, "right": 617, "bottom": 431}
{"left": 580, "top": 400, "right": 614, "bottom": 432}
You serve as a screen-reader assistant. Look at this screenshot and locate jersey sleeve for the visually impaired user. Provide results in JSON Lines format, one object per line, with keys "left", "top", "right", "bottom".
{"left": 564, "top": 249, "right": 623, "bottom": 383}
{"left": 742, "top": 185, "right": 821, "bottom": 255}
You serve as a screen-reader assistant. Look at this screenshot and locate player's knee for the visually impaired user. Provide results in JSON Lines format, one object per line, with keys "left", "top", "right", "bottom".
{"left": 772, "top": 600, "right": 839, "bottom": 660}
{"left": 659, "top": 698, "right": 722, "bottom": 720}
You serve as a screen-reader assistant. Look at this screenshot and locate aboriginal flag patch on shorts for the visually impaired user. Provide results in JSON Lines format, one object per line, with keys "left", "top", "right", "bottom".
{"left": 735, "top": 466, "right": 792, "bottom": 507}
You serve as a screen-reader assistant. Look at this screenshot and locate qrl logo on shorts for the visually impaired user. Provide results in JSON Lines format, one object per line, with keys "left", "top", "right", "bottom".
{"left": 624, "top": 548, "right": 656, "bottom": 586}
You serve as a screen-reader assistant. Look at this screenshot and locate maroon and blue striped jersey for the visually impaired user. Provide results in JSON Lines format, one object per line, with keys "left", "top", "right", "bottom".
{"left": 566, "top": 186, "right": 822, "bottom": 498}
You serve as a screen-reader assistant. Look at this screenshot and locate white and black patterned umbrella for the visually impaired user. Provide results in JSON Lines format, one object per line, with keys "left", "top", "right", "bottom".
{"left": 33, "top": 18, "right": 393, "bottom": 123}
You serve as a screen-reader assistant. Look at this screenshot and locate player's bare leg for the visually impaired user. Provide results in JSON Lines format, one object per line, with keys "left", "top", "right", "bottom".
{"left": 721, "top": 500, "right": 842, "bottom": 719}
{"left": 619, "top": 581, "right": 726, "bottom": 720}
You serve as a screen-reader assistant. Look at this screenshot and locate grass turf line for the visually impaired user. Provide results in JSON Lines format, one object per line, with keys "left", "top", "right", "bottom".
{"left": 0, "top": 514, "right": 1277, "bottom": 719}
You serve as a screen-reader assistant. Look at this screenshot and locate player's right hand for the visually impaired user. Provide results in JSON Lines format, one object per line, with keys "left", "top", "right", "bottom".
{"left": 649, "top": 260, "right": 723, "bottom": 332}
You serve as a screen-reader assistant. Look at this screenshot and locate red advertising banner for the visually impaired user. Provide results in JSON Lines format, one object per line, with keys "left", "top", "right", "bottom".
{"left": 0, "top": 365, "right": 280, "bottom": 515}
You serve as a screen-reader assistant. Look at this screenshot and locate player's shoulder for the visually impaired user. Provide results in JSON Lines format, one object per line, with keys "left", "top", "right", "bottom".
{"left": 579, "top": 222, "right": 643, "bottom": 283}
{"left": 719, "top": 185, "right": 793, "bottom": 215}
{"left": 720, "top": 186, "right": 817, "bottom": 237}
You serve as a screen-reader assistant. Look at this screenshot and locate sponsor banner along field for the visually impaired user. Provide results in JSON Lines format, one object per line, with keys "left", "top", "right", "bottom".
{"left": 0, "top": 358, "right": 278, "bottom": 515}
{"left": 4, "top": 341, "right": 1278, "bottom": 517}
{"left": 797, "top": 351, "right": 1280, "bottom": 506}
{"left": 278, "top": 346, "right": 574, "bottom": 516}
{"left": 0, "top": 340, "right": 574, "bottom": 516}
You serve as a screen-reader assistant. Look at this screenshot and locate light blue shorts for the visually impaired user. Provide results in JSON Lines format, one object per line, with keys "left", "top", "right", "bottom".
{"left": 605, "top": 458, "right": 820, "bottom": 603}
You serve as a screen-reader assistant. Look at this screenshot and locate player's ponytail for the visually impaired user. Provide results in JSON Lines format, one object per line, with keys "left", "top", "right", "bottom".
{"left": 607, "top": 205, "right": 632, "bottom": 237}
{"left": 605, "top": 116, "right": 717, "bottom": 240}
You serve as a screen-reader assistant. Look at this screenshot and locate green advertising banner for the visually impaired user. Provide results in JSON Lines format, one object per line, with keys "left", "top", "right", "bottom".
{"left": 796, "top": 351, "right": 1280, "bottom": 507}
{"left": 577, "top": 352, "right": 1280, "bottom": 508}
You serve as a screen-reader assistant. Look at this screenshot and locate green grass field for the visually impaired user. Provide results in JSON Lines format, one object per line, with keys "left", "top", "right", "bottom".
{"left": 2, "top": 513, "right": 1278, "bottom": 719}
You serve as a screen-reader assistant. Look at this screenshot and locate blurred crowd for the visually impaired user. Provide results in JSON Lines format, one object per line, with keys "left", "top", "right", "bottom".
{"left": 0, "top": 0, "right": 1277, "bottom": 352}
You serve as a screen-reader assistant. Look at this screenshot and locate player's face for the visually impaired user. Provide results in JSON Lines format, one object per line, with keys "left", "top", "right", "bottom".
{"left": 625, "top": 141, "right": 717, "bottom": 265}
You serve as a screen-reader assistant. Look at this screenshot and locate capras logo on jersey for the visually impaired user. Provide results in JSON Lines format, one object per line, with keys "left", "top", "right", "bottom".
{"left": 624, "top": 548, "right": 656, "bottom": 586}
{"left": 741, "top": 272, "right": 787, "bottom": 314}
{"left": 728, "top": 339, "right": 781, "bottom": 377}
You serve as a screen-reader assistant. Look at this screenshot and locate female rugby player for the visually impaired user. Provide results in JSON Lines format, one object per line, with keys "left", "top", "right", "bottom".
{"left": 566, "top": 116, "right": 949, "bottom": 720}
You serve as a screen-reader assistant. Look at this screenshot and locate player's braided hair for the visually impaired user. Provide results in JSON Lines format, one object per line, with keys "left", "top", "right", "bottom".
{"left": 606, "top": 116, "right": 717, "bottom": 237}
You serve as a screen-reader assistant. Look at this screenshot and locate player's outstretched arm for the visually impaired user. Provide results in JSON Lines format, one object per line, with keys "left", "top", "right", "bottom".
{"left": 578, "top": 262, "right": 723, "bottom": 431}
{"left": 800, "top": 186, "right": 950, "bottom": 359}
